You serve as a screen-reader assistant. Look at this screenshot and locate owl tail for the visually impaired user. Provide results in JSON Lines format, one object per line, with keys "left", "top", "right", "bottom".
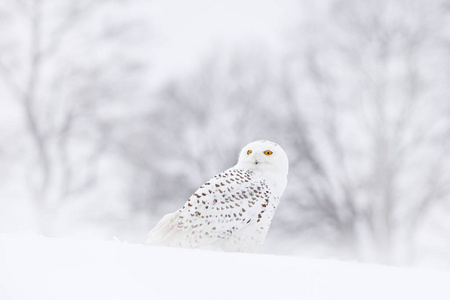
{"left": 146, "top": 211, "right": 181, "bottom": 246}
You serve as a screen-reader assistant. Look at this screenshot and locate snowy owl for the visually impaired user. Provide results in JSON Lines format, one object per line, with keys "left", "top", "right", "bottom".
{"left": 147, "top": 140, "right": 289, "bottom": 252}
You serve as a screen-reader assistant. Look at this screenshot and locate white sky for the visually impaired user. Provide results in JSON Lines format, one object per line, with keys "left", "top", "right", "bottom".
{"left": 146, "top": 0, "right": 297, "bottom": 83}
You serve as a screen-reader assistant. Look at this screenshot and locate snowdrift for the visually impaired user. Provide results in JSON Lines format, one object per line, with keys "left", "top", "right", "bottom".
{"left": 1, "top": 233, "right": 449, "bottom": 300}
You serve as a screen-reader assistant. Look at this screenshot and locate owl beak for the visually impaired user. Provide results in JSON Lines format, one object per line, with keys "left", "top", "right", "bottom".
{"left": 255, "top": 160, "right": 259, "bottom": 165}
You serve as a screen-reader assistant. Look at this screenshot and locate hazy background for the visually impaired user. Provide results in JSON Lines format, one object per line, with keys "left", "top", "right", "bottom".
{"left": 1, "top": 0, "right": 450, "bottom": 268}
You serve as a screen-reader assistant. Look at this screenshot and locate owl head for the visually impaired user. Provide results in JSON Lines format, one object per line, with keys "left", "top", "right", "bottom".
{"left": 236, "top": 140, "right": 289, "bottom": 176}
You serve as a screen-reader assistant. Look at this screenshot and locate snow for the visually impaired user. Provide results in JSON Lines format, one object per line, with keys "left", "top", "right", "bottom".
{"left": 1, "top": 234, "right": 450, "bottom": 300}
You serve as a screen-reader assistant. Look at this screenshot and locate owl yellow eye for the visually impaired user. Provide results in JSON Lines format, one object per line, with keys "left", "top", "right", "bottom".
{"left": 247, "top": 150, "right": 252, "bottom": 155}
{"left": 264, "top": 150, "right": 273, "bottom": 155}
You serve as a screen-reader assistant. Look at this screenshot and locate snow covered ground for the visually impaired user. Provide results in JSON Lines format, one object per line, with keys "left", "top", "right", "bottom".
{"left": 1, "top": 234, "right": 449, "bottom": 300}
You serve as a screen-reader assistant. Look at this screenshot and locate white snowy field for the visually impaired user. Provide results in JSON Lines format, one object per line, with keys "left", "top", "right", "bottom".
{"left": 1, "top": 234, "right": 449, "bottom": 300}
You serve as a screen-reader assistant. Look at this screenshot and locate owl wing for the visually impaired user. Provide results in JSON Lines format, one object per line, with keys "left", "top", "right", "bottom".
{"left": 147, "top": 168, "right": 275, "bottom": 250}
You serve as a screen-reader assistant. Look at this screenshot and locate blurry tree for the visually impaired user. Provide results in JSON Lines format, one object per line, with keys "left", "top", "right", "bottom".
{"left": 0, "top": 0, "right": 150, "bottom": 233}
{"left": 117, "top": 48, "right": 289, "bottom": 219}
{"left": 277, "top": 0, "right": 450, "bottom": 263}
